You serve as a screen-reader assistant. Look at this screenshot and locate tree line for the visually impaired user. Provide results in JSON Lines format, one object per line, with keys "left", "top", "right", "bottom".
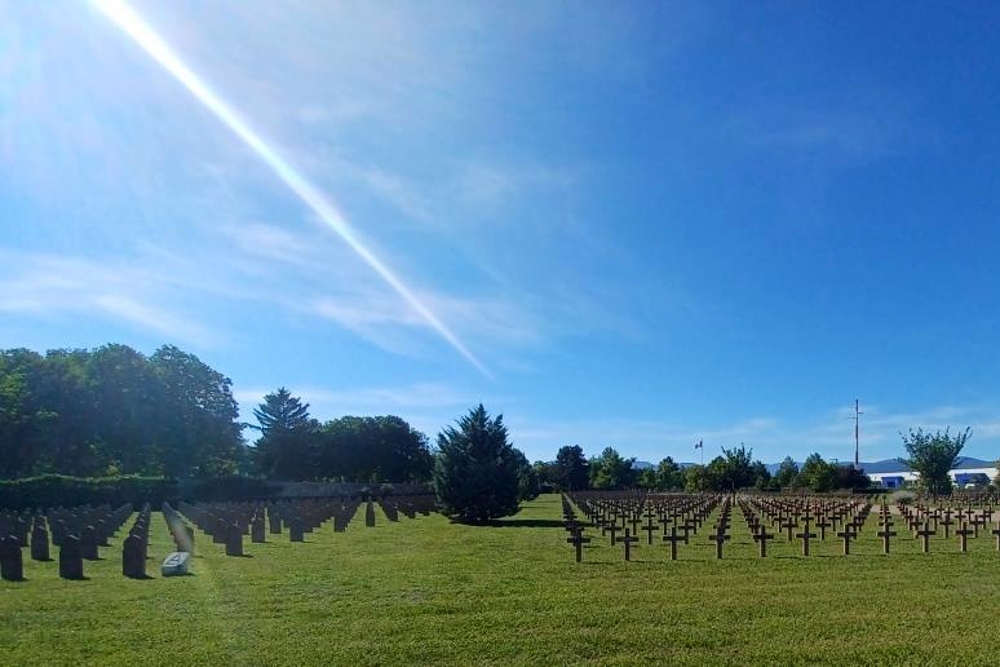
{"left": 0, "top": 344, "right": 243, "bottom": 479}
{"left": 1, "top": 344, "right": 976, "bottom": 501}
{"left": 530, "top": 444, "right": 871, "bottom": 493}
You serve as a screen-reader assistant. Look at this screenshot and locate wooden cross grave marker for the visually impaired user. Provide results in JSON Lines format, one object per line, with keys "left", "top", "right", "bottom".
{"left": 709, "top": 529, "right": 730, "bottom": 560}
{"left": 662, "top": 526, "right": 683, "bottom": 561}
{"left": 877, "top": 521, "right": 897, "bottom": 554}
{"left": 815, "top": 517, "right": 832, "bottom": 541}
{"left": 916, "top": 521, "right": 936, "bottom": 553}
{"left": 753, "top": 527, "right": 775, "bottom": 558}
{"left": 616, "top": 529, "right": 639, "bottom": 562}
{"left": 566, "top": 529, "right": 591, "bottom": 563}
{"left": 641, "top": 518, "right": 658, "bottom": 545}
{"left": 836, "top": 527, "right": 857, "bottom": 556}
{"left": 956, "top": 522, "right": 974, "bottom": 553}
{"left": 796, "top": 522, "right": 817, "bottom": 557}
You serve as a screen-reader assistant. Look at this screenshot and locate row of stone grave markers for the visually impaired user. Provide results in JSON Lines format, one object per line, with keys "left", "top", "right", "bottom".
{"left": 172, "top": 495, "right": 437, "bottom": 557}
{"left": 0, "top": 503, "right": 134, "bottom": 581}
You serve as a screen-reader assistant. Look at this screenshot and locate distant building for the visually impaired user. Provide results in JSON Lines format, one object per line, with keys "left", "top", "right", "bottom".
{"left": 867, "top": 460, "right": 997, "bottom": 489}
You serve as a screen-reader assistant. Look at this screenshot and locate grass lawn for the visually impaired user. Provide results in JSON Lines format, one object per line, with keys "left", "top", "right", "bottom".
{"left": 3, "top": 494, "right": 1000, "bottom": 665}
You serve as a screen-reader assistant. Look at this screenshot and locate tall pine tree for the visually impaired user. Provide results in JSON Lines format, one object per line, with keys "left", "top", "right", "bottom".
{"left": 434, "top": 404, "right": 521, "bottom": 523}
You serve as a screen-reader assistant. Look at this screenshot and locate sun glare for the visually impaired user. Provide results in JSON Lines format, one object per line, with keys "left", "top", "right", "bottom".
{"left": 90, "top": 0, "right": 491, "bottom": 378}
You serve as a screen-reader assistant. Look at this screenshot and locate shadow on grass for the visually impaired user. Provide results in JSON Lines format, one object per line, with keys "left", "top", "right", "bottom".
{"left": 481, "top": 519, "right": 570, "bottom": 529}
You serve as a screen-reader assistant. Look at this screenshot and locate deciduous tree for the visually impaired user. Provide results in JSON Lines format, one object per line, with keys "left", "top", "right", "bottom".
{"left": 900, "top": 427, "right": 971, "bottom": 495}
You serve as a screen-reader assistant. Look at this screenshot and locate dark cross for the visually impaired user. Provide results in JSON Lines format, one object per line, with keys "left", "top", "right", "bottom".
{"left": 837, "top": 527, "right": 856, "bottom": 556}
{"left": 815, "top": 517, "right": 832, "bottom": 540}
{"left": 662, "top": 526, "right": 683, "bottom": 561}
{"left": 678, "top": 521, "right": 692, "bottom": 545}
{"left": 781, "top": 518, "right": 797, "bottom": 542}
{"left": 992, "top": 522, "right": 1000, "bottom": 551}
{"left": 796, "top": 524, "right": 817, "bottom": 557}
{"left": 753, "top": 527, "right": 775, "bottom": 558}
{"left": 915, "top": 521, "right": 936, "bottom": 553}
{"left": 566, "top": 530, "right": 591, "bottom": 563}
{"left": 606, "top": 522, "right": 619, "bottom": 547}
{"left": 939, "top": 512, "right": 954, "bottom": 539}
{"left": 956, "top": 522, "right": 974, "bottom": 553}
{"left": 616, "top": 529, "right": 639, "bottom": 561}
{"left": 641, "top": 519, "right": 658, "bottom": 545}
{"left": 709, "top": 530, "right": 730, "bottom": 559}
{"left": 877, "top": 522, "right": 897, "bottom": 554}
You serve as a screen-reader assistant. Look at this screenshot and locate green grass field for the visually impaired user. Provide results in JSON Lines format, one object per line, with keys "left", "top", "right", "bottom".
{"left": 3, "top": 494, "right": 1000, "bottom": 666}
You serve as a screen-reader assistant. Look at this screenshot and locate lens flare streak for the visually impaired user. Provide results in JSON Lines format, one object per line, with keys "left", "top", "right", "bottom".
{"left": 91, "top": 0, "right": 490, "bottom": 378}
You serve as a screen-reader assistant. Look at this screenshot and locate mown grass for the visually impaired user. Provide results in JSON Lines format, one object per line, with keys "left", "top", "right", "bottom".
{"left": 3, "top": 494, "right": 1000, "bottom": 665}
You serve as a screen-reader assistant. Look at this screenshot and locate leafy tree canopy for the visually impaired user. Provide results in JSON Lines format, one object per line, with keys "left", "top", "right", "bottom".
{"left": 900, "top": 427, "right": 970, "bottom": 495}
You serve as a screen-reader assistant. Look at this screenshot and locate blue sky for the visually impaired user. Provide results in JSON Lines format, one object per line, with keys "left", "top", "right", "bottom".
{"left": 3, "top": 1, "right": 1000, "bottom": 465}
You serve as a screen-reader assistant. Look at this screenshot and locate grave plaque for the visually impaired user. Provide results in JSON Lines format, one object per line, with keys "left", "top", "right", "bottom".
{"left": 161, "top": 551, "right": 191, "bottom": 577}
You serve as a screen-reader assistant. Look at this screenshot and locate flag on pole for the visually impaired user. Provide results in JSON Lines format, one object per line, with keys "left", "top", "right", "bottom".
{"left": 694, "top": 440, "right": 703, "bottom": 449}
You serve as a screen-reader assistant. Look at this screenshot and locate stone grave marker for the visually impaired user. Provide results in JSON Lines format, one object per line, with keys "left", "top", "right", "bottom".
{"left": 122, "top": 534, "right": 146, "bottom": 579}
{"left": 289, "top": 516, "right": 304, "bottom": 542}
{"left": 251, "top": 516, "right": 266, "bottom": 543}
{"left": 0, "top": 535, "right": 24, "bottom": 582}
{"left": 80, "top": 525, "right": 99, "bottom": 560}
{"left": 225, "top": 523, "right": 244, "bottom": 557}
{"left": 59, "top": 535, "right": 84, "bottom": 580}
{"left": 30, "top": 524, "right": 50, "bottom": 562}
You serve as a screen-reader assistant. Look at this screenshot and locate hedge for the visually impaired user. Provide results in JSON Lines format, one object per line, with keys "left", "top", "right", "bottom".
{"left": 0, "top": 475, "right": 278, "bottom": 510}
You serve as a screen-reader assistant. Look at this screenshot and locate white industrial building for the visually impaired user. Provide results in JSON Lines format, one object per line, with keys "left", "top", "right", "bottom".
{"left": 866, "top": 461, "right": 997, "bottom": 489}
